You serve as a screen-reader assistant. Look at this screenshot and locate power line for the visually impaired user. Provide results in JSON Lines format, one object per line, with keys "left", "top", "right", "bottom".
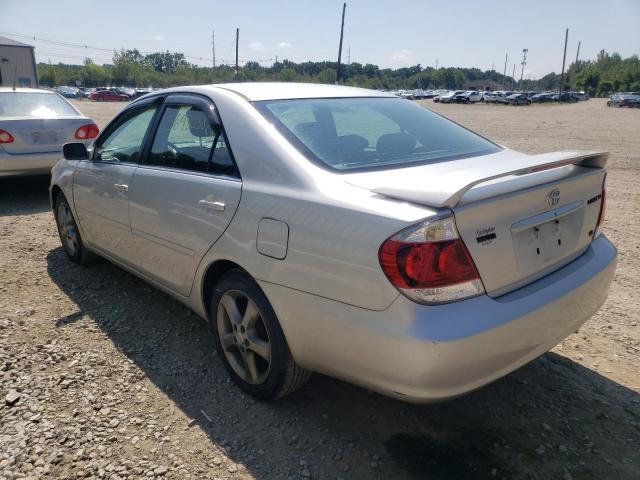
{"left": 0, "top": 31, "right": 217, "bottom": 64}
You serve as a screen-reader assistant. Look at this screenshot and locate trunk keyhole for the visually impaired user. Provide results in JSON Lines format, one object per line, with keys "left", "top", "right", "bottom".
{"left": 536, "top": 247, "right": 540, "bottom": 255}
{"left": 557, "top": 239, "right": 562, "bottom": 246}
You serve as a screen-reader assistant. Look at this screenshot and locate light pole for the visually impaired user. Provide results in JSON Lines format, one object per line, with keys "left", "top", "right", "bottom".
{"left": 520, "top": 48, "right": 528, "bottom": 89}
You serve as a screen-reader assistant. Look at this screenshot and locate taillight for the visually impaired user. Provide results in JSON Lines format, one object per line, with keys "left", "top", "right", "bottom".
{"left": 74, "top": 123, "right": 100, "bottom": 140}
{"left": 0, "top": 129, "right": 14, "bottom": 143}
{"left": 379, "top": 216, "right": 485, "bottom": 304}
{"left": 595, "top": 174, "right": 607, "bottom": 236}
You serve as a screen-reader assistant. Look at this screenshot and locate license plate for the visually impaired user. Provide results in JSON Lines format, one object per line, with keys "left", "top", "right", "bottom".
{"left": 30, "top": 131, "right": 58, "bottom": 144}
{"left": 512, "top": 207, "right": 583, "bottom": 271}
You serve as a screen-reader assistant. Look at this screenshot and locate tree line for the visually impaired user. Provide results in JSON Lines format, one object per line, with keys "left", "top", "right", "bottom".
{"left": 37, "top": 48, "right": 640, "bottom": 97}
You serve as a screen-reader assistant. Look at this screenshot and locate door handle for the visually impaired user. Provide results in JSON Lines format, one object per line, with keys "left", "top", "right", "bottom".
{"left": 114, "top": 183, "right": 129, "bottom": 192}
{"left": 199, "top": 199, "right": 225, "bottom": 211}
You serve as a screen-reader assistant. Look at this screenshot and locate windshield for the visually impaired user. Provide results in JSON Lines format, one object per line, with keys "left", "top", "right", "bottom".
{"left": 254, "top": 97, "right": 501, "bottom": 172}
{"left": 0, "top": 92, "right": 80, "bottom": 118}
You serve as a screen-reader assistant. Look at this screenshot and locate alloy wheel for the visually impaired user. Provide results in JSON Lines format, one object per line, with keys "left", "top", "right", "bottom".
{"left": 217, "top": 290, "right": 272, "bottom": 385}
{"left": 57, "top": 202, "right": 78, "bottom": 256}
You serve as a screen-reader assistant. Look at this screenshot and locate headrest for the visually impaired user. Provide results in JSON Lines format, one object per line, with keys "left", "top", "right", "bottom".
{"left": 186, "top": 108, "right": 214, "bottom": 138}
{"left": 376, "top": 133, "right": 416, "bottom": 157}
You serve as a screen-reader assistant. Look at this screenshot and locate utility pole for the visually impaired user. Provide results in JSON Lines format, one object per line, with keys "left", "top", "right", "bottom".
{"left": 336, "top": 2, "right": 346, "bottom": 84}
{"left": 512, "top": 64, "right": 516, "bottom": 89}
{"left": 435, "top": 57, "right": 438, "bottom": 69}
{"left": 575, "top": 40, "right": 581, "bottom": 63}
{"left": 212, "top": 31, "right": 216, "bottom": 68}
{"left": 275, "top": 55, "right": 278, "bottom": 80}
{"left": 520, "top": 48, "right": 528, "bottom": 87}
{"left": 235, "top": 28, "right": 239, "bottom": 81}
{"left": 503, "top": 53, "right": 508, "bottom": 86}
{"left": 559, "top": 28, "right": 569, "bottom": 95}
{"left": 347, "top": 47, "right": 350, "bottom": 65}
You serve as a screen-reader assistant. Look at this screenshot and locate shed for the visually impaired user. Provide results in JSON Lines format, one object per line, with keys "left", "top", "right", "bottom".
{"left": 0, "top": 36, "right": 38, "bottom": 88}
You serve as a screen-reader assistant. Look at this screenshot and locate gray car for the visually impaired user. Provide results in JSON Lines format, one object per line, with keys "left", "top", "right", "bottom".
{"left": 0, "top": 88, "right": 98, "bottom": 177}
{"left": 49, "top": 83, "right": 616, "bottom": 402}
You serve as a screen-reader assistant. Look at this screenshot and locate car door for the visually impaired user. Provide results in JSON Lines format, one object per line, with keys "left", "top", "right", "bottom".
{"left": 72, "top": 97, "right": 162, "bottom": 264}
{"left": 127, "top": 94, "right": 242, "bottom": 296}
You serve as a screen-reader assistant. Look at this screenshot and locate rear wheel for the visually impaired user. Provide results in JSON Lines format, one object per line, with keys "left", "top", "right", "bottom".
{"left": 54, "top": 195, "right": 93, "bottom": 264}
{"left": 211, "top": 269, "right": 311, "bottom": 400}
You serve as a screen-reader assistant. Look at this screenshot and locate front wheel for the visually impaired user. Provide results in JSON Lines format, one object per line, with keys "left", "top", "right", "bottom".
{"left": 211, "top": 269, "right": 311, "bottom": 400}
{"left": 54, "top": 195, "right": 94, "bottom": 264}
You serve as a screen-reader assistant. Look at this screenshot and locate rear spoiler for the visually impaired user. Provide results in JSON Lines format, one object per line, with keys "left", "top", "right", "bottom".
{"left": 346, "top": 150, "right": 608, "bottom": 208}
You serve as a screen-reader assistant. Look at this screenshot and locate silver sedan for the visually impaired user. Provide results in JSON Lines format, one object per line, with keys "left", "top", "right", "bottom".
{"left": 50, "top": 83, "right": 616, "bottom": 402}
{"left": 0, "top": 88, "right": 98, "bottom": 177}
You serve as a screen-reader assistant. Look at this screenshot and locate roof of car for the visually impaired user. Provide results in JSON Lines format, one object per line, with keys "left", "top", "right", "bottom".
{"left": 208, "top": 82, "right": 395, "bottom": 101}
{"left": 0, "top": 87, "right": 57, "bottom": 94}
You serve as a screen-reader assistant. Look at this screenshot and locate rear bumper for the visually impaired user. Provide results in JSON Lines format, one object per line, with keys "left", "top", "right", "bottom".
{"left": 260, "top": 235, "right": 617, "bottom": 402}
{"left": 0, "top": 149, "right": 60, "bottom": 177}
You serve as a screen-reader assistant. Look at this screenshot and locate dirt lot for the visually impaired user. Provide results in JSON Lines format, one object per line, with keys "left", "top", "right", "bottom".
{"left": 1, "top": 98, "right": 638, "bottom": 480}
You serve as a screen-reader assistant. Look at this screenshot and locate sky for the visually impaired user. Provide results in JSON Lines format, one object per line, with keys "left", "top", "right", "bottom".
{"left": 1, "top": 0, "right": 639, "bottom": 79}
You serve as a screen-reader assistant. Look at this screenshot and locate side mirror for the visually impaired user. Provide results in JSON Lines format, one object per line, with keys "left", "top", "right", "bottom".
{"left": 63, "top": 142, "right": 89, "bottom": 161}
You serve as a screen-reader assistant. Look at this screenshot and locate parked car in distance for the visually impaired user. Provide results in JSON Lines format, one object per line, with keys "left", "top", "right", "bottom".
{"left": 495, "top": 91, "right": 514, "bottom": 104}
{"left": 572, "top": 91, "right": 590, "bottom": 101}
{"left": 483, "top": 91, "right": 499, "bottom": 103}
{"left": 455, "top": 90, "right": 484, "bottom": 103}
{"left": 89, "top": 89, "right": 130, "bottom": 102}
{"left": 553, "top": 92, "right": 579, "bottom": 103}
{"left": 56, "top": 86, "right": 80, "bottom": 98}
{"left": 531, "top": 92, "right": 554, "bottom": 103}
{"left": 0, "top": 88, "right": 98, "bottom": 177}
{"left": 131, "top": 89, "right": 153, "bottom": 99}
{"left": 438, "top": 90, "right": 464, "bottom": 103}
{"left": 50, "top": 83, "right": 616, "bottom": 403}
{"left": 607, "top": 93, "right": 640, "bottom": 107}
{"left": 504, "top": 93, "right": 532, "bottom": 106}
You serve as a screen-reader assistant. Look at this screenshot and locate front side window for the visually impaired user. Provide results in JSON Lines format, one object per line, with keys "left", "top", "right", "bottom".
{"left": 95, "top": 104, "right": 158, "bottom": 163}
{"left": 255, "top": 97, "right": 501, "bottom": 171}
{"left": 147, "top": 104, "right": 236, "bottom": 176}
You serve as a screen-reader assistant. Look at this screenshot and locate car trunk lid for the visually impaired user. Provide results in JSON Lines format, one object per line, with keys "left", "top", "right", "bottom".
{"left": 345, "top": 149, "right": 607, "bottom": 296}
{"left": 0, "top": 117, "right": 90, "bottom": 154}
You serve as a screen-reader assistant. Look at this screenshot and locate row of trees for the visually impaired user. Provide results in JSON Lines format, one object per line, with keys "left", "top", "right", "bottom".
{"left": 37, "top": 48, "right": 640, "bottom": 97}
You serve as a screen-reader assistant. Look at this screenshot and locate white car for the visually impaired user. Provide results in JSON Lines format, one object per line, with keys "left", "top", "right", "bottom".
{"left": 50, "top": 83, "right": 616, "bottom": 402}
{"left": 438, "top": 90, "right": 464, "bottom": 103}
{"left": 0, "top": 88, "right": 98, "bottom": 177}
{"left": 456, "top": 91, "right": 484, "bottom": 103}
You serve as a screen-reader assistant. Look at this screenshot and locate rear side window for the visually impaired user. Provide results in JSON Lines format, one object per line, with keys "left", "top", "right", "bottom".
{"left": 255, "top": 97, "right": 501, "bottom": 172}
{"left": 147, "top": 104, "right": 236, "bottom": 176}
{"left": 0, "top": 92, "right": 79, "bottom": 118}
{"left": 95, "top": 105, "right": 158, "bottom": 163}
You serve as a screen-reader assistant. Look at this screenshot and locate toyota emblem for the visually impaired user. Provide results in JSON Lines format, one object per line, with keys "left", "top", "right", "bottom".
{"left": 547, "top": 189, "right": 560, "bottom": 207}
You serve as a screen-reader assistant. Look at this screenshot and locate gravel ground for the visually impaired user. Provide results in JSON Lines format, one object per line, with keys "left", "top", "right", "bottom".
{"left": 1, "top": 98, "right": 638, "bottom": 480}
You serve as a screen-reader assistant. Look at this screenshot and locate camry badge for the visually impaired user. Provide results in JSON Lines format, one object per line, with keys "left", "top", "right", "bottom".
{"left": 547, "top": 189, "right": 560, "bottom": 207}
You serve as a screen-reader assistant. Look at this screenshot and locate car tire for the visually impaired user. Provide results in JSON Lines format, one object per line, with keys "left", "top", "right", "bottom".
{"left": 210, "top": 269, "right": 311, "bottom": 400}
{"left": 54, "top": 195, "right": 94, "bottom": 265}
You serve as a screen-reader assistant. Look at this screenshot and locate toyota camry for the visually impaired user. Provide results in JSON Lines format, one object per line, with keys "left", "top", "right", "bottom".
{"left": 49, "top": 83, "right": 616, "bottom": 402}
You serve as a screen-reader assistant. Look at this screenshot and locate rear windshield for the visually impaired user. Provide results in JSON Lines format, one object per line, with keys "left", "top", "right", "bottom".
{"left": 0, "top": 92, "right": 79, "bottom": 118}
{"left": 254, "top": 97, "right": 500, "bottom": 171}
